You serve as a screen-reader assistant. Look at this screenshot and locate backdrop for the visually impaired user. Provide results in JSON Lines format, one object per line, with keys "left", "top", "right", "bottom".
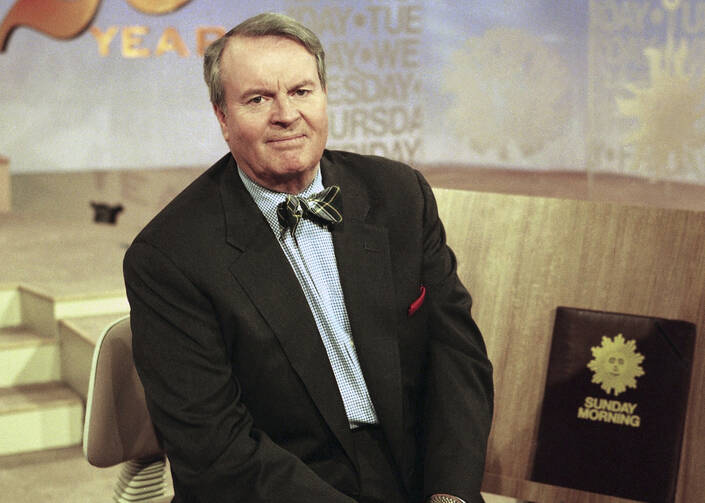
{"left": 1, "top": 0, "right": 704, "bottom": 185}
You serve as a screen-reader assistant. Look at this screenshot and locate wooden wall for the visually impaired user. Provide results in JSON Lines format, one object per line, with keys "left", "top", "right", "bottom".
{"left": 434, "top": 189, "right": 705, "bottom": 503}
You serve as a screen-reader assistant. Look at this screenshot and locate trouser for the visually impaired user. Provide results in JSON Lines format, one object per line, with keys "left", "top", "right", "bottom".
{"left": 351, "top": 425, "right": 410, "bottom": 503}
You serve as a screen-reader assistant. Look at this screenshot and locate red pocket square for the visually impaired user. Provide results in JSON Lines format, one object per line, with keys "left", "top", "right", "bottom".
{"left": 407, "top": 285, "right": 426, "bottom": 317}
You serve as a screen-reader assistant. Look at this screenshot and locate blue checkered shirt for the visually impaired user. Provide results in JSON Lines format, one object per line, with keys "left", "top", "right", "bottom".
{"left": 238, "top": 166, "right": 378, "bottom": 428}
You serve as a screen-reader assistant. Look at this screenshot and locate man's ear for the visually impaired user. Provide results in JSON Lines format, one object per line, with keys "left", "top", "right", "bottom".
{"left": 213, "top": 103, "right": 229, "bottom": 141}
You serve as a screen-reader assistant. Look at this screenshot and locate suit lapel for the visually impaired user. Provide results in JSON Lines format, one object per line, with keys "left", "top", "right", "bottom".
{"left": 217, "top": 154, "right": 406, "bottom": 478}
{"left": 217, "top": 160, "right": 356, "bottom": 464}
{"left": 322, "top": 155, "right": 405, "bottom": 472}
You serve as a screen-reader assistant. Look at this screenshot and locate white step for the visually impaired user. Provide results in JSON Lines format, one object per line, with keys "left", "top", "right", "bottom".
{"left": 0, "top": 382, "right": 83, "bottom": 456}
{"left": 0, "top": 286, "right": 21, "bottom": 328}
{"left": 0, "top": 285, "right": 128, "bottom": 337}
{"left": 0, "top": 326, "right": 60, "bottom": 387}
{"left": 19, "top": 285, "right": 129, "bottom": 339}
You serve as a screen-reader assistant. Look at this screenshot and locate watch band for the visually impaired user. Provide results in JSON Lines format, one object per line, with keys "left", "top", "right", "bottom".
{"left": 428, "top": 495, "right": 466, "bottom": 503}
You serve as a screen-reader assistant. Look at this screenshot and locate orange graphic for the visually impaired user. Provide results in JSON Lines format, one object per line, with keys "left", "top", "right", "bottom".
{"left": 0, "top": 0, "right": 195, "bottom": 52}
{"left": 126, "top": 0, "right": 193, "bottom": 15}
{"left": 0, "top": 0, "right": 101, "bottom": 52}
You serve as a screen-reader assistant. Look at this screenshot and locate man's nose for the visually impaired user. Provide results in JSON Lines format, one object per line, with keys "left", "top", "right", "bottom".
{"left": 271, "top": 96, "right": 299, "bottom": 125}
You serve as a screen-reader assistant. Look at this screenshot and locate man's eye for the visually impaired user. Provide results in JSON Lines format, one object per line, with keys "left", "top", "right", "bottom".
{"left": 295, "top": 89, "right": 310, "bottom": 96}
{"left": 249, "top": 96, "right": 263, "bottom": 104}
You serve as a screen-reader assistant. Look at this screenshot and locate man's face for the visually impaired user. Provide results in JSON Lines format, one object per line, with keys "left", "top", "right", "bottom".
{"left": 214, "top": 35, "right": 328, "bottom": 193}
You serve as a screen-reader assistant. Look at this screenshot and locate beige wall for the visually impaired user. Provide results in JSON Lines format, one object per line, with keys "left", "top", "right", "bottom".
{"left": 0, "top": 157, "right": 10, "bottom": 213}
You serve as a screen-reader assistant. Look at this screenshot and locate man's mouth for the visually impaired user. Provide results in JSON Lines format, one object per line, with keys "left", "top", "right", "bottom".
{"left": 267, "top": 134, "right": 306, "bottom": 144}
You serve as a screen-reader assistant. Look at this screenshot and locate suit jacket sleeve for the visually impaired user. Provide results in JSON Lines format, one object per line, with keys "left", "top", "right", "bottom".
{"left": 124, "top": 240, "right": 356, "bottom": 503}
{"left": 415, "top": 172, "right": 494, "bottom": 503}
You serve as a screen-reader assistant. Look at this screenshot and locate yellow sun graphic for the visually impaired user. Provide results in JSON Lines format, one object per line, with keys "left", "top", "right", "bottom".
{"left": 616, "top": 21, "right": 705, "bottom": 178}
{"left": 587, "top": 334, "right": 645, "bottom": 396}
{"left": 442, "top": 27, "right": 570, "bottom": 160}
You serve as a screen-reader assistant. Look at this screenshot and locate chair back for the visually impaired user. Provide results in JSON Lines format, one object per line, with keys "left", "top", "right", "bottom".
{"left": 83, "top": 315, "right": 163, "bottom": 467}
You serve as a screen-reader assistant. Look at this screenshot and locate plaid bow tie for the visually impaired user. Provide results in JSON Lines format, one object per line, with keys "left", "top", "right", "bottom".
{"left": 276, "top": 185, "right": 343, "bottom": 236}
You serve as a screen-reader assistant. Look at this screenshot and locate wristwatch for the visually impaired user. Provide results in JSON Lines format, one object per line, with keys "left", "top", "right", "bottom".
{"left": 428, "top": 495, "right": 466, "bottom": 503}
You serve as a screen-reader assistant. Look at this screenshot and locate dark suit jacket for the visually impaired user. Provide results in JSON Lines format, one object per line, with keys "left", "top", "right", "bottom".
{"left": 124, "top": 150, "right": 494, "bottom": 503}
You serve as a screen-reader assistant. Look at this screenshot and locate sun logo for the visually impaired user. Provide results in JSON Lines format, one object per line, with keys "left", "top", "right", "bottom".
{"left": 441, "top": 27, "right": 571, "bottom": 160}
{"left": 615, "top": 0, "right": 705, "bottom": 180}
{"left": 587, "top": 334, "right": 645, "bottom": 396}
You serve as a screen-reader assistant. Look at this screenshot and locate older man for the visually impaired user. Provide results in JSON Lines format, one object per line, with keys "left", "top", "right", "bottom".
{"left": 124, "top": 12, "right": 493, "bottom": 503}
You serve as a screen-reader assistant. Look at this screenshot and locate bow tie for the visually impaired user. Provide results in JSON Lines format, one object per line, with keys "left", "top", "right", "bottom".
{"left": 277, "top": 185, "right": 343, "bottom": 236}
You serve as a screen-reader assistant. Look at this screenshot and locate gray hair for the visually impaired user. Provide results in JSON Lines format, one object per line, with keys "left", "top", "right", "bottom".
{"left": 204, "top": 12, "right": 327, "bottom": 113}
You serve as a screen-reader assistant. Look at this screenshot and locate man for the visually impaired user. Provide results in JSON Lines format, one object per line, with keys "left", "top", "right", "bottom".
{"left": 124, "top": 12, "right": 493, "bottom": 503}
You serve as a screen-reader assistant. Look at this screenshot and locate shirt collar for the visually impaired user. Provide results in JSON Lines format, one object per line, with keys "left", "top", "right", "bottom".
{"left": 237, "top": 163, "right": 323, "bottom": 236}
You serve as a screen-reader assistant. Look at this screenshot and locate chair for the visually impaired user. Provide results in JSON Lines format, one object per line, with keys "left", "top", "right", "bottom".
{"left": 83, "top": 315, "right": 169, "bottom": 502}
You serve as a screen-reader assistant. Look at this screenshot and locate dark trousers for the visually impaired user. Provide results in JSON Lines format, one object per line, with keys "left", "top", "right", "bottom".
{"left": 351, "top": 425, "right": 410, "bottom": 503}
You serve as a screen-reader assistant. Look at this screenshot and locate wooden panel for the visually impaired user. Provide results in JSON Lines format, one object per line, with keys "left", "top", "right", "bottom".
{"left": 420, "top": 165, "right": 705, "bottom": 212}
{"left": 433, "top": 189, "right": 705, "bottom": 503}
{"left": 0, "top": 156, "right": 10, "bottom": 212}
